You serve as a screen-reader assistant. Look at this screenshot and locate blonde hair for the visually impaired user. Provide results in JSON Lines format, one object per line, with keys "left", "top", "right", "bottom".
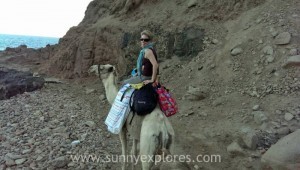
{"left": 141, "top": 30, "right": 154, "bottom": 40}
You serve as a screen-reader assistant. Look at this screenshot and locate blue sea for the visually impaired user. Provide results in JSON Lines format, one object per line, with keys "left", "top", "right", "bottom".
{"left": 0, "top": 34, "right": 59, "bottom": 51}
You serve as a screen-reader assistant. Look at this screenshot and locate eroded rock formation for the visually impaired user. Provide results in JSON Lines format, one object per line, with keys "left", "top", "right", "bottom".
{"left": 39, "top": 0, "right": 265, "bottom": 79}
{"left": 0, "top": 67, "right": 44, "bottom": 100}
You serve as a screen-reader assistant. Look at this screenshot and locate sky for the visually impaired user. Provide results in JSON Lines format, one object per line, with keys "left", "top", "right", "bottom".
{"left": 0, "top": 0, "right": 92, "bottom": 38}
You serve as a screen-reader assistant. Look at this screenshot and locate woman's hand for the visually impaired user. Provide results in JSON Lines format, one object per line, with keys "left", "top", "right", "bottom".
{"left": 143, "top": 80, "right": 153, "bottom": 85}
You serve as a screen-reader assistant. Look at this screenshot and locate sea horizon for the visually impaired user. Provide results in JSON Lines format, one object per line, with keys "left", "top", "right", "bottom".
{"left": 0, "top": 33, "right": 59, "bottom": 51}
{"left": 0, "top": 33, "right": 60, "bottom": 38}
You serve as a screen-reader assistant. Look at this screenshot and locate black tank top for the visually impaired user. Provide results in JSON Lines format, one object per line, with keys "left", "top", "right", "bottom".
{"left": 142, "top": 48, "right": 159, "bottom": 77}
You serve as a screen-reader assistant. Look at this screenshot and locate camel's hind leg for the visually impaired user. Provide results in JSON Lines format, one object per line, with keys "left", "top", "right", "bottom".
{"left": 139, "top": 124, "right": 160, "bottom": 170}
{"left": 119, "top": 126, "right": 127, "bottom": 170}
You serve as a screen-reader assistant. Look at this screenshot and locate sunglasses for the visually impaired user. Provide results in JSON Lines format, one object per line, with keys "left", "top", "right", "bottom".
{"left": 140, "top": 38, "right": 150, "bottom": 42}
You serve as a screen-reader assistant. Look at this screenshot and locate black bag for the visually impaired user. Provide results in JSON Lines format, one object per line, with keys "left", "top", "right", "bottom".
{"left": 130, "top": 84, "right": 158, "bottom": 116}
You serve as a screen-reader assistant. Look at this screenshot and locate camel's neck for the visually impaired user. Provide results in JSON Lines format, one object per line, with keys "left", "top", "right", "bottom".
{"left": 103, "top": 73, "right": 118, "bottom": 105}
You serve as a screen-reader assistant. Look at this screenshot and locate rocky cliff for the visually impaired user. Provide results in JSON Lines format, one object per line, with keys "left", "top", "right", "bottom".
{"left": 40, "top": 0, "right": 266, "bottom": 79}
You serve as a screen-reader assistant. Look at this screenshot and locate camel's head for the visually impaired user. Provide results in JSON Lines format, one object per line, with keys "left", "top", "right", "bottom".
{"left": 89, "top": 64, "right": 117, "bottom": 81}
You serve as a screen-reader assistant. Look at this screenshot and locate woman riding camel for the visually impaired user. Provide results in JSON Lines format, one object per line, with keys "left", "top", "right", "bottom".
{"left": 123, "top": 30, "right": 159, "bottom": 85}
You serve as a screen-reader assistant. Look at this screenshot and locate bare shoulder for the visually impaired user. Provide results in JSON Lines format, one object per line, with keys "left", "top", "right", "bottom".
{"left": 144, "top": 49, "right": 154, "bottom": 58}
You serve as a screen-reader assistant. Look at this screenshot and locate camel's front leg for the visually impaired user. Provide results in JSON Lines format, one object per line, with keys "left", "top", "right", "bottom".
{"left": 119, "top": 126, "right": 127, "bottom": 170}
{"left": 131, "top": 139, "right": 138, "bottom": 170}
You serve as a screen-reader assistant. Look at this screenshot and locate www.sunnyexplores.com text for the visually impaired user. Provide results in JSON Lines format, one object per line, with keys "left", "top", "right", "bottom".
{"left": 70, "top": 153, "right": 221, "bottom": 165}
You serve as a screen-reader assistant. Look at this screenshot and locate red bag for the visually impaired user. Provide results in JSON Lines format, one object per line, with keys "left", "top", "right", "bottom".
{"left": 155, "top": 84, "right": 178, "bottom": 117}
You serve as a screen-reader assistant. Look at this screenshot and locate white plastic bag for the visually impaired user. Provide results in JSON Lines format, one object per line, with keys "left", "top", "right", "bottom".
{"left": 105, "top": 84, "right": 134, "bottom": 134}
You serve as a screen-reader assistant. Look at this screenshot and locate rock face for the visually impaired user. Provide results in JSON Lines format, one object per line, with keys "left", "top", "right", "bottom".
{"left": 0, "top": 67, "right": 44, "bottom": 100}
{"left": 261, "top": 130, "right": 300, "bottom": 169}
{"left": 38, "top": 0, "right": 266, "bottom": 79}
{"left": 42, "top": 23, "right": 205, "bottom": 79}
{"left": 3, "top": 44, "right": 57, "bottom": 61}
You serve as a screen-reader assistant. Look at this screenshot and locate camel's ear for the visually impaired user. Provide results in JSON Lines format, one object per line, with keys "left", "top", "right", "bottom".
{"left": 99, "top": 65, "right": 105, "bottom": 70}
{"left": 88, "top": 65, "right": 99, "bottom": 76}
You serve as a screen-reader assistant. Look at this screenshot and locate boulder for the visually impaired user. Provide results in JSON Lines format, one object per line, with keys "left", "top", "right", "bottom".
{"left": 263, "top": 45, "right": 274, "bottom": 55}
{"left": 274, "top": 32, "right": 291, "bottom": 45}
{"left": 227, "top": 142, "right": 244, "bottom": 157}
{"left": 231, "top": 47, "right": 243, "bottom": 56}
{"left": 261, "top": 129, "right": 300, "bottom": 169}
{"left": 252, "top": 111, "right": 268, "bottom": 125}
{"left": 183, "top": 86, "right": 208, "bottom": 101}
{"left": 242, "top": 131, "right": 258, "bottom": 150}
{"left": 0, "top": 67, "right": 44, "bottom": 100}
{"left": 282, "top": 55, "right": 300, "bottom": 68}
{"left": 187, "top": 0, "right": 197, "bottom": 8}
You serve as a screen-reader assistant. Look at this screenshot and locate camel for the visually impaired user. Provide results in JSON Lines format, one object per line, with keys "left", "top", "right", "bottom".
{"left": 89, "top": 64, "right": 181, "bottom": 170}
